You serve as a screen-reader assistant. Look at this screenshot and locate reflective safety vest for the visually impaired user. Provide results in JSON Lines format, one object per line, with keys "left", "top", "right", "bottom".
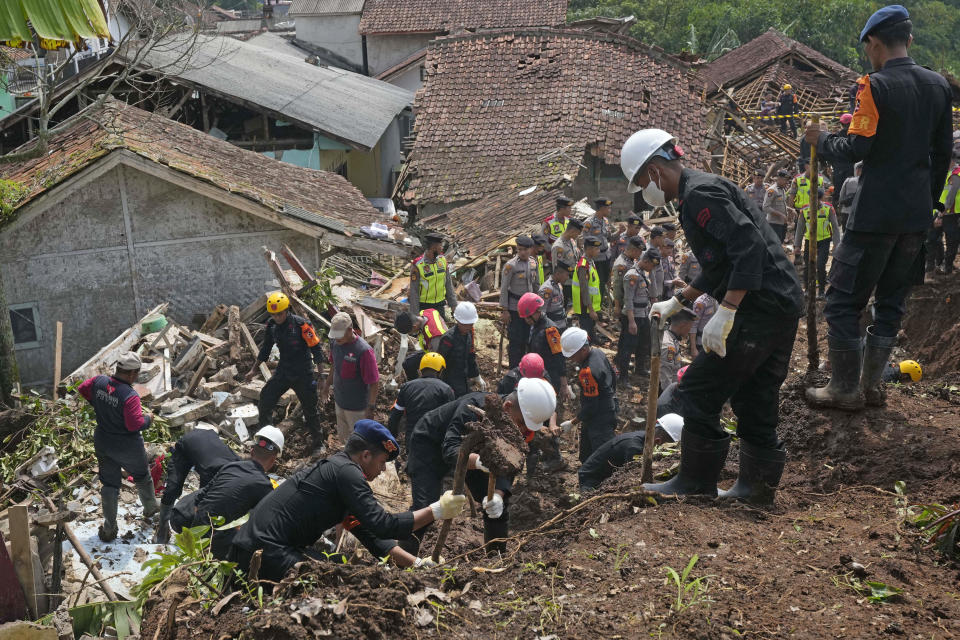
{"left": 572, "top": 257, "right": 601, "bottom": 314}
{"left": 793, "top": 175, "right": 824, "bottom": 209}
{"left": 415, "top": 255, "right": 448, "bottom": 304}
{"left": 417, "top": 308, "right": 447, "bottom": 350}
{"left": 536, "top": 255, "right": 545, "bottom": 285}
{"left": 546, "top": 215, "right": 569, "bottom": 239}
{"left": 802, "top": 204, "right": 833, "bottom": 242}
{"left": 938, "top": 166, "right": 960, "bottom": 214}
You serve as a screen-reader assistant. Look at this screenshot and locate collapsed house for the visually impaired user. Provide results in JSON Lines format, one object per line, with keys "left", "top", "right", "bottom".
{"left": 401, "top": 28, "right": 713, "bottom": 220}
{"left": 0, "top": 98, "right": 411, "bottom": 386}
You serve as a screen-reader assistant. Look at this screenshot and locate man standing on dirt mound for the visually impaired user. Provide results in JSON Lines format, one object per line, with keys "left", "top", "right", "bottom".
{"left": 805, "top": 5, "right": 953, "bottom": 411}
{"left": 620, "top": 128, "right": 804, "bottom": 504}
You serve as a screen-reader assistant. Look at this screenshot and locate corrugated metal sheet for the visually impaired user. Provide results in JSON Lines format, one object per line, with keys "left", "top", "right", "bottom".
{"left": 137, "top": 33, "right": 413, "bottom": 150}
{"left": 289, "top": 0, "right": 363, "bottom": 16}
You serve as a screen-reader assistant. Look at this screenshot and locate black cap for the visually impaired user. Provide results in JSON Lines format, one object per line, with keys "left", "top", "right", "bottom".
{"left": 649, "top": 226, "right": 664, "bottom": 238}
{"left": 594, "top": 198, "right": 612, "bottom": 208}
{"left": 641, "top": 248, "right": 661, "bottom": 264}
{"left": 776, "top": 168, "right": 791, "bottom": 178}
{"left": 626, "top": 213, "right": 643, "bottom": 225}
{"left": 670, "top": 308, "right": 696, "bottom": 322}
{"left": 663, "top": 238, "right": 675, "bottom": 247}
{"left": 627, "top": 235, "right": 646, "bottom": 249}
{"left": 516, "top": 235, "right": 535, "bottom": 248}
{"left": 818, "top": 188, "right": 825, "bottom": 198}
{"left": 423, "top": 232, "right": 444, "bottom": 245}
{"left": 394, "top": 311, "right": 414, "bottom": 334}
{"left": 556, "top": 196, "right": 574, "bottom": 208}
{"left": 567, "top": 218, "right": 584, "bottom": 231}
{"left": 661, "top": 222, "right": 676, "bottom": 232}
{"left": 754, "top": 168, "right": 765, "bottom": 176}
{"left": 583, "top": 235, "right": 602, "bottom": 248}
{"left": 532, "top": 233, "right": 551, "bottom": 247}
{"left": 555, "top": 259, "right": 575, "bottom": 273}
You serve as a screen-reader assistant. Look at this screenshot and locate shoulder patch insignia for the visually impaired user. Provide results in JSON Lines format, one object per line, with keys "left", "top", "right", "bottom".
{"left": 504, "top": 263, "right": 512, "bottom": 272}
{"left": 627, "top": 275, "right": 638, "bottom": 285}
{"left": 697, "top": 208, "right": 711, "bottom": 228}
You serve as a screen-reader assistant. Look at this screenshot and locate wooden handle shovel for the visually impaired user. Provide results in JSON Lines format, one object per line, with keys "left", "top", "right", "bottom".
{"left": 431, "top": 432, "right": 480, "bottom": 563}
{"left": 641, "top": 322, "right": 664, "bottom": 483}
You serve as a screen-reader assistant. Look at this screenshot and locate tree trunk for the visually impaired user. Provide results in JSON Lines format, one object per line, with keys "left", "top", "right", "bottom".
{"left": 0, "top": 266, "right": 20, "bottom": 407}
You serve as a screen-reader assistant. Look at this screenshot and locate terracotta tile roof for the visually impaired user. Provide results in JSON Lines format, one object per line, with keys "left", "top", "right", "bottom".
{"left": 419, "top": 186, "right": 563, "bottom": 259}
{"left": 405, "top": 28, "right": 710, "bottom": 205}
{"left": 0, "top": 99, "right": 381, "bottom": 234}
{"left": 359, "top": 0, "right": 567, "bottom": 35}
{"left": 702, "top": 28, "right": 856, "bottom": 91}
{"left": 0, "top": 45, "right": 33, "bottom": 63}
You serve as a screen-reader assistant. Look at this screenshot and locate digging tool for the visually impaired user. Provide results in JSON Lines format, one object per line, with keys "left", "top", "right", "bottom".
{"left": 431, "top": 431, "right": 481, "bottom": 563}
{"left": 807, "top": 115, "right": 820, "bottom": 371}
{"left": 641, "top": 322, "right": 664, "bottom": 483}
{"left": 468, "top": 406, "right": 499, "bottom": 505}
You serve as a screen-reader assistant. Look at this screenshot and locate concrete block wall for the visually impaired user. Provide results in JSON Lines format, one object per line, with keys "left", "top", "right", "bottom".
{"left": 1, "top": 163, "right": 320, "bottom": 385}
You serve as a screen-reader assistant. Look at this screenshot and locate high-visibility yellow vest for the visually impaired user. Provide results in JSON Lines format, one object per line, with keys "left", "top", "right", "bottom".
{"left": 802, "top": 204, "right": 832, "bottom": 242}
{"left": 415, "top": 255, "right": 448, "bottom": 304}
{"left": 417, "top": 308, "right": 447, "bottom": 350}
{"left": 536, "top": 255, "right": 545, "bottom": 285}
{"left": 547, "top": 216, "right": 569, "bottom": 239}
{"left": 793, "top": 175, "right": 824, "bottom": 209}
{"left": 939, "top": 167, "right": 960, "bottom": 213}
{"left": 572, "top": 257, "right": 601, "bottom": 314}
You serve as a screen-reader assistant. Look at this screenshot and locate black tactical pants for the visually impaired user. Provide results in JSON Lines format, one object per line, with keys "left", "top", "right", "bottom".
{"left": 578, "top": 409, "right": 617, "bottom": 463}
{"left": 95, "top": 430, "right": 149, "bottom": 489}
{"left": 615, "top": 314, "right": 651, "bottom": 376}
{"left": 506, "top": 310, "right": 527, "bottom": 369}
{"left": 258, "top": 371, "right": 320, "bottom": 434}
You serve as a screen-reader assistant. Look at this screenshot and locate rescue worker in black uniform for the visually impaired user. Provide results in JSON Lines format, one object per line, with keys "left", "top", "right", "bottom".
{"left": 230, "top": 420, "right": 467, "bottom": 581}
{"left": 245, "top": 292, "right": 325, "bottom": 451}
{"left": 153, "top": 426, "right": 239, "bottom": 544}
{"left": 169, "top": 426, "right": 282, "bottom": 558}
{"left": 560, "top": 327, "right": 618, "bottom": 462}
{"left": 438, "top": 301, "right": 483, "bottom": 397}
{"left": 385, "top": 352, "right": 455, "bottom": 450}
{"left": 578, "top": 414, "right": 683, "bottom": 490}
{"left": 621, "top": 127, "right": 804, "bottom": 504}
{"left": 402, "top": 380, "right": 556, "bottom": 555}
{"left": 804, "top": 6, "right": 953, "bottom": 411}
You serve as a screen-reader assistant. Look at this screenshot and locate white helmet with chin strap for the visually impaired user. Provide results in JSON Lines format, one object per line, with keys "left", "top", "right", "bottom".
{"left": 620, "top": 129, "right": 679, "bottom": 194}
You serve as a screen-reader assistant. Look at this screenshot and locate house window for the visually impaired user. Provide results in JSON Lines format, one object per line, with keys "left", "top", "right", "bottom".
{"left": 9, "top": 303, "right": 41, "bottom": 349}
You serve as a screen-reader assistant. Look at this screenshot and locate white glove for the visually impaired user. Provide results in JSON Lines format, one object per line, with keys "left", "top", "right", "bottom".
{"left": 414, "top": 556, "right": 441, "bottom": 568}
{"left": 475, "top": 456, "right": 489, "bottom": 473}
{"left": 702, "top": 305, "right": 736, "bottom": 358}
{"left": 471, "top": 376, "right": 487, "bottom": 392}
{"left": 482, "top": 493, "right": 504, "bottom": 518}
{"left": 430, "top": 490, "right": 467, "bottom": 520}
{"left": 560, "top": 420, "right": 575, "bottom": 434}
{"left": 649, "top": 297, "right": 685, "bottom": 330}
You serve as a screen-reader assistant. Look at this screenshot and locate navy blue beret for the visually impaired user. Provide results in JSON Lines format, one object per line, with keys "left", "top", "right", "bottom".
{"left": 353, "top": 419, "right": 399, "bottom": 461}
{"left": 860, "top": 5, "right": 909, "bottom": 42}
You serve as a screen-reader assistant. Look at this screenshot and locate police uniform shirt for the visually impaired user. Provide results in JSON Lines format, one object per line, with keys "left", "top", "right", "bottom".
{"left": 582, "top": 215, "right": 613, "bottom": 260}
{"left": 551, "top": 236, "right": 580, "bottom": 271}
{"left": 762, "top": 184, "right": 790, "bottom": 225}
{"left": 408, "top": 254, "right": 457, "bottom": 314}
{"left": 677, "top": 251, "right": 701, "bottom": 284}
{"left": 816, "top": 57, "right": 952, "bottom": 234}
{"left": 499, "top": 255, "right": 537, "bottom": 311}
{"left": 576, "top": 348, "right": 617, "bottom": 416}
{"left": 662, "top": 254, "right": 678, "bottom": 296}
{"left": 744, "top": 182, "right": 766, "bottom": 211}
{"left": 621, "top": 267, "right": 651, "bottom": 318}
{"left": 538, "top": 276, "right": 565, "bottom": 318}
{"left": 692, "top": 294, "right": 718, "bottom": 344}
{"left": 660, "top": 329, "right": 684, "bottom": 390}
{"left": 162, "top": 428, "right": 240, "bottom": 506}
{"left": 650, "top": 260, "right": 665, "bottom": 300}
{"left": 611, "top": 253, "right": 634, "bottom": 305}
{"left": 677, "top": 169, "right": 804, "bottom": 319}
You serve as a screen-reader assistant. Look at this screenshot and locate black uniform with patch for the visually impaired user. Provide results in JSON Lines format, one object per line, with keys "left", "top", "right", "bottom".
{"left": 578, "top": 431, "right": 648, "bottom": 490}
{"left": 575, "top": 348, "right": 618, "bottom": 462}
{"left": 386, "top": 376, "right": 456, "bottom": 449}
{"left": 256, "top": 314, "right": 325, "bottom": 435}
{"left": 161, "top": 428, "right": 240, "bottom": 506}
{"left": 437, "top": 326, "right": 479, "bottom": 397}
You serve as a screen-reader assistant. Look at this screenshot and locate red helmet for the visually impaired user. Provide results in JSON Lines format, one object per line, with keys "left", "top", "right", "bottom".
{"left": 517, "top": 292, "right": 545, "bottom": 318}
{"left": 677, "top": 365, "right": 689, "bottom": 382}
{"left": 519, "top": 353, "right": 545, "bottom": 379}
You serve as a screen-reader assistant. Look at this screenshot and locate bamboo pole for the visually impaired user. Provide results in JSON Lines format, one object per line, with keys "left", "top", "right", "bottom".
{"left": 807, "top": 115, "right": 820, "bottom": 371}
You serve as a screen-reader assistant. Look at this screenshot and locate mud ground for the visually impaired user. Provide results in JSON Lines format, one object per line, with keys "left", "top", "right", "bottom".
{"left": 141, "top": 281, "right": 960, "bottom": 639}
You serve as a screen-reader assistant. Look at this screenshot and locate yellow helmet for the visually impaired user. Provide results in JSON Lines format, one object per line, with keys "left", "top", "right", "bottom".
{"left": 266, "top": 291, "right": 290, "bottom": 314}
{"left": 782, "top": 84, "right": 792, "bottom": 90}
{"left": 898, "top": 360, "right": 922, "bottom": 382}
{"left": 419, "top": 352, "right": 446, "bottom": 373}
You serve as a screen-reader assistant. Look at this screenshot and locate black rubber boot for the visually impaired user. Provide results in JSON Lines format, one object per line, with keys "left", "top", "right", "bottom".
{"left": 805, "top": 335, "right": 863, "bottom": 411}
{"left": 718, "top": 440, "right": 786, "bottom": 505}
{"left": 861, "top": 325, "right": 896, "bottom": 407}
{"left": 99, "top": 487, "right": 119, "bottom": 542}
{"left": 153, "top": 503, "right": 172, "bottom": 544}
{"left": 643, "top": 430, "right": 730, "bottom": 497}
{"left": 136, "top": 475, "right": 160, "bottom": 518}
{"left": 483, "top": 516, "right": 509, "bottom": 555}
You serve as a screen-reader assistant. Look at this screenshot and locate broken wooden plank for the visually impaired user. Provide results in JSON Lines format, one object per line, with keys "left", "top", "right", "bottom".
{"left": 227, "top": 306, "right": 242, "bottom": 363}
{"left": 9, "top": 505, "right": 38, "bottom": 618}
{"left": 193, "top": 332, "right": 226, "bottom": 349}
{"left": 200, "top": 304, "right": 228, "bottom": 333}
{"left": 145, "top": 322, "right": 174, "bottom": 355}
{"left": 185, "top": 356, "right": 213, "bottom": 397}
{"left": 280, "top": 244, "right": 315, "bottom": 285}
{"left": 65, "top": 303, "right": 168, "bottom": 385}
{"left": 290, "top": 294, "right": 331, "bottom": 328}
{"left": 165, "top": 399, "right": 215, "bottom": 427}
{"left": 239, "top": 324, "right": 271, "bottom": 380}
{"left": 352, "top": 305, "right": 381, "bottom": 338}
{"left": 240, "top": 295, "right": 267, "bottom": 323}
{"left": 52, "top": 322, "right": 63, "bottom": 401}
{"left": 172, "top": 338, "right": 204, "bottom": 375}
{"left": 42, "top": 497, "right": 117, "bottom": 602}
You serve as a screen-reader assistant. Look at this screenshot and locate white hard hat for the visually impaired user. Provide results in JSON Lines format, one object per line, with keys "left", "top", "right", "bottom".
{"left": 620, "top": 129, "right": 677, "bottom": 193}
{"left": 453, "top": 301, "right": 478, "bottom": 325}
{"left": 560, "top": 327, "right": 589, "bottom": 357}
{"left": 254, "top": 425, "right": 284, "bottom": 453}
{"left": 655, "top": 413, "right": 684, "bottom": 442}
{"left": 516, "top": 377, "right": 556, "bottom": 431}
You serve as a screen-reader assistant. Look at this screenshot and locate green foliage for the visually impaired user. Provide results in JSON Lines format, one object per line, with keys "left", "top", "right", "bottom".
{"left": 39, "top": 601, "right": 141, "bottom": 640}
{"left": 568, "top": 0, "right": 960, "bottom": 76}
{"left": 911, "top": 502, "right": 960, "bottom": 559}
{"left": 299, "top": 266, "right": 339, "bottom": 331}
{"left": 0, "top": 179, "right": 28, "bottom": 226}
{"left": 663, "top": 554, "right": 713, "bottom": 612}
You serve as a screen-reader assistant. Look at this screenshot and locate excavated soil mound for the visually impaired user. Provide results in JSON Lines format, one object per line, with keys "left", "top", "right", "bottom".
{"left": 902, "top": 283, "right": 960, "bottom": 378}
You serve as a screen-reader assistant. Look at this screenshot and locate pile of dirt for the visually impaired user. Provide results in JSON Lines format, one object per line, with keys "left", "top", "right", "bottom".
{"left": 902, "top": 281, "right": 960, "bottom": 378}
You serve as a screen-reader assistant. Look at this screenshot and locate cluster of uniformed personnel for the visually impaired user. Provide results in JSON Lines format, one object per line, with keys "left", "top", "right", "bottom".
{"left": 75, "top": 4, "right": 946, "bottom": 586}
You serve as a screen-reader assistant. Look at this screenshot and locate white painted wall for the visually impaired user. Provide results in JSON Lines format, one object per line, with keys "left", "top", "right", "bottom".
{"left": 295, "top": 15, "right": 364, "bottom": 68}
{"left": 366, "top": 34, "right": 431, "bottom": 77}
